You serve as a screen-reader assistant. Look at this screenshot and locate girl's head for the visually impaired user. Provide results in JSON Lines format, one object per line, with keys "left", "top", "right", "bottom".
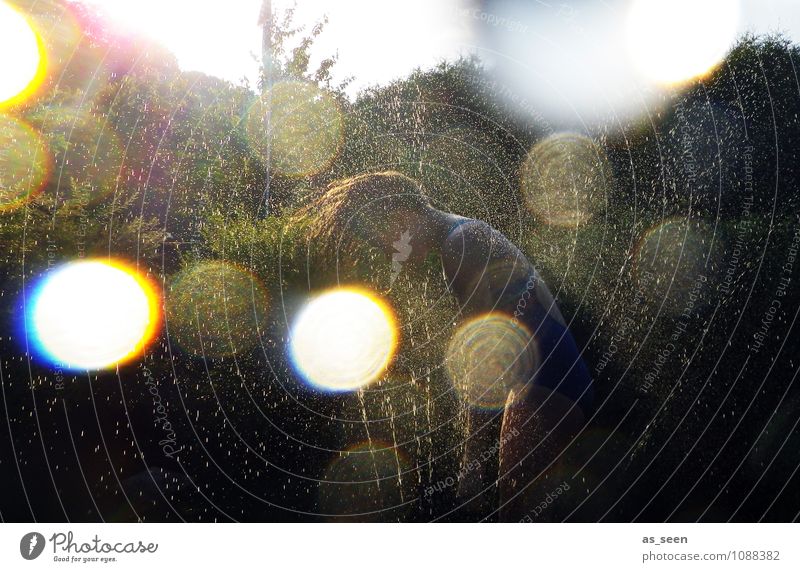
{"left": 296, "top": 171, "right": 433, "bottom": 257}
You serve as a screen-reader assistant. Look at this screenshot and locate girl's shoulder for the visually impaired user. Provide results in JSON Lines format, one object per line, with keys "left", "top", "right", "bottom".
{"left": 442, "top": 217, "right": 516, "bottom": 261}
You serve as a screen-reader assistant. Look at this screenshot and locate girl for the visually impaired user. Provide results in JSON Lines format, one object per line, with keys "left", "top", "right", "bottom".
{"left": 297, "top": 171, "right": 592, "bottom": 520}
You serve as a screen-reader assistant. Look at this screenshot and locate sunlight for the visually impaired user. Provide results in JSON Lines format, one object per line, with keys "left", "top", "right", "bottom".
{"left": 83, "top": 0, "right": 471, "bottom": 96}
{"left": 28, "top": 260, "right": 161, "bottom": 370}
{"left": 627, "top": 0, "right": 740, "bottom": 84}
{"left": 289, "top": 288, "right": 398, "bottom": 392}
{"left": 0, "top": 1, "right": 46, "bottom": 108}
{"left": 273, "top": 0, "right": 473, "bottom": 95}
{"left": 485, "top": 1, "right": 650, "bottom": 126}
{"left": 82, "top": 0, "right": 262, "bottom": 83}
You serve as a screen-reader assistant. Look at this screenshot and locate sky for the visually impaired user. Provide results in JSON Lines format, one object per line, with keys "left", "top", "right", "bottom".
{"left": 79, "top": 0, "right": 800, "bottom": 99}
{"left": 80, "top": 0, "right": 474, "bottom": 95}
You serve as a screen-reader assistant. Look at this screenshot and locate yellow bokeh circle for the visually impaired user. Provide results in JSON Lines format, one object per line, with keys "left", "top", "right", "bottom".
{"left": 0, "top": 1, "right": 47, "bottom": 108}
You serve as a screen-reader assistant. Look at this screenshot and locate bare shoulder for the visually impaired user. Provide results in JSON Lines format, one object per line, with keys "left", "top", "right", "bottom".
{"left": 440, "top": 219, "right": 525, "bottom": 299}
{"left": 440, "top": 219, "right": 566, "bottom": 326}
{"left": 440, "top": 219, "right": 512, "bottom": 273}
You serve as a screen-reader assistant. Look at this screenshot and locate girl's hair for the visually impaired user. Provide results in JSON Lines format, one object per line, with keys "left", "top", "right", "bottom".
{"left": 294, "top": 171, "right": 431, "bottom": 254}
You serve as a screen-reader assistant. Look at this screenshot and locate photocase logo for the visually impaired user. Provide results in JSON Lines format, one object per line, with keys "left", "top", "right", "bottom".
{"left": 390, "top": 230, "right": 413, "bottom": 285}
{"left": 20, "top": 532, "right": 45, "bottom": 560}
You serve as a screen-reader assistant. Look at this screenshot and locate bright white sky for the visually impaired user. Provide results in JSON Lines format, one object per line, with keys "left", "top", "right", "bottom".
{"left": 79, "top": 0, "right": 800, "bottom": 98}
{"left": 80, "top": 0, "right": 474, "bottom": 95}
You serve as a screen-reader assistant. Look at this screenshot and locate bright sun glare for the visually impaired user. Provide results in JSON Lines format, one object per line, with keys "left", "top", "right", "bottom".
{"left": 627, "top": 0, "right": 740, "bottom": 84}
{"left": 289, "top": 288, "right": 398, "bottom": 392}
{"left": 28, "top": 260, "right": 160, "bottom": 370}
{"left": 0, "top": 1, "right": 46, "bottom": 107}
{"left": 82, "top": 0, "right": 470, "bottom": 96}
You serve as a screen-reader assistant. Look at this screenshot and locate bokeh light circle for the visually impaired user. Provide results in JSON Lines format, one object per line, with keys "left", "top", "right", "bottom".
{"left": 34, "top": 106, "right": 125, "bottom": 203}
{"left": 445, "top": 313, "right": 539, "bottom": 410}
{"left": 166, "top": 261, "right": 269, "bottom": 358}
{"left": 627, "top": 0, "right": 739, "bottom": 84}
{"left": 28, "top": 260, "right": 161, "bottom": 370}
{"left": 0, "top": 114, "right": 51, "bottom": 212}
{"left": 0, "top": 1, "right": 46, "bottom": 108}
{"left": 634, "top": 218, "right": 718, "bottom": 315}
{"left": 521, "top": 133, "right": 611, "bottom": 227}
{"left": 289, "top": 287, "right": 398, "bottom": 392}
{"left": 317, "top": 441, "right": 412, "bottom": 521}
{"left": 245, "top": 80, "right": 344, "bottom": 178}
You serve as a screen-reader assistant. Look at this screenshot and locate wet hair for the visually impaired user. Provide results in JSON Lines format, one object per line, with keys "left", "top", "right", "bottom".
{"left": 294, "top": 171, "right": 431, "bottom": 254}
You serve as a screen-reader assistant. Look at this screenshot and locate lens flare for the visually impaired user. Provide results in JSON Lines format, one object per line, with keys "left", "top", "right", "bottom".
{"left": 289, "top": 287, "right": 398, "bottom": 392}
{"left": 634, "top": 218, "right": 718, "bottom": 315}
{"left": 27, "top": 260, "right": 161, "bottom": 370}
{"left": 0, "top": 114, "right": 51, "bottom": 212}
{"left": 445, "top": 313, "right": 539, "bottom": 410}
{"left": 245, "top": 80, "right": 343, "bottom": 178}
{"left": 627, "top": 0, "right": 739, "bottom": 84}
{"left": 166, "top": 261, "right": 269, "bottom": 359}
{"left": 521, "top": 133, "right": 611, "bottom": 227}
{"left": 0, "top": 1, "right": 47, "bottom": 108}
{"left": 34, "top": 106, "right": 124, "bottom": 203}
{"left": 25, "top": 2, "right": 105, "bottom": 99}
{"left": 318, "top": 441, "right": 412, "bottom": 521}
